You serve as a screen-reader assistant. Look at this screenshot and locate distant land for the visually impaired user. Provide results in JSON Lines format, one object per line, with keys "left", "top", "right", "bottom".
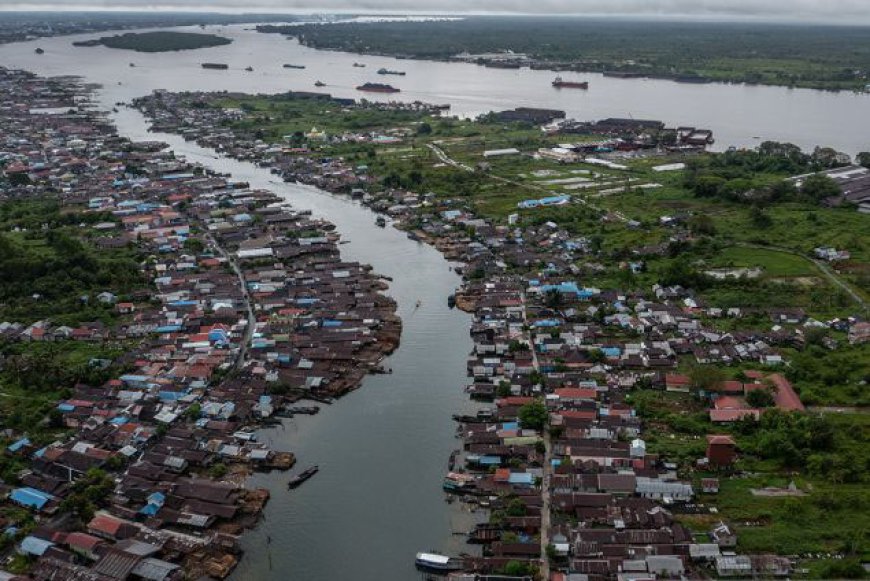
{"left": 263, "top": 17, "right": 870, "bottom": 91}
{"left": 74, "top": 31, "right": 233, "bottom": 53}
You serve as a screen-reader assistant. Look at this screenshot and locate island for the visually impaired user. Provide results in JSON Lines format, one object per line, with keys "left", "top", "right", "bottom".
{"left": 74, "top": 30, "right": 232, "bottom": 52}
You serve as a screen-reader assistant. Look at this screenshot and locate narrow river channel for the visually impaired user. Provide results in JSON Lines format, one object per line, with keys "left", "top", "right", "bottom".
{"left": 110, "top": 106, "right": 483, "bottom": 580}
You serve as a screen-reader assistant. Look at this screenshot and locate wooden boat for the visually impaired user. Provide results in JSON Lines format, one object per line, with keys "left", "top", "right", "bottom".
{"left": 288, "top": 465, "right": 319, "bottom": 488}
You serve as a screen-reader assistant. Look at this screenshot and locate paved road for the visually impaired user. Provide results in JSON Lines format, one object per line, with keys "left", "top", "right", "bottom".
{"left": 521, "top": 291, "right": 551, "bottom": 580}
{"left": 207, "top": 234, "right": 256, "bottom": 370}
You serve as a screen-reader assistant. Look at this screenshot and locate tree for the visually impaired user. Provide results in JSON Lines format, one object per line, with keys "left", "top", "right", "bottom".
{"left": 857, "top": 151, "right": 870, "bottom": 169}
{"left": 746, "top": 387, "right": 775, "bottom": 408}
{"left": 688, "top": 364, "right": 726, "bottom": 392}
{"left": 688, "top": 214, "right": 717, "bottom": 236}
{"left": 518, "top": 399, "right": 548, "bottom": 431}
{"left": 801, "top": 173, "right": 841, "bottom": 202}
{"left": 416, "top": 122, "right": 432, "bottom": 135}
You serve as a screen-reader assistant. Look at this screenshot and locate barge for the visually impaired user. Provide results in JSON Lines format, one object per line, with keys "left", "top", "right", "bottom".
{"left": 201, "top": 63, "right": 229, "bottom": 70}
{"left": 356, "top": 82, "right": 400, "bottom": 94}
{"left": 552, "top": 76, "right": 589, "bottom": 89}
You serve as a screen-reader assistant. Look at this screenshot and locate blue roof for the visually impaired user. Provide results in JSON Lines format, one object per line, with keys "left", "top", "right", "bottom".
{"left": 7, "top": 437, "right": 30, "bottom": 453}
{"left": 10, "top": 487, "right": 52, "bottom": 510}
{"left": 110, "top": 416, "right": 129, "bottom": 425}
{"left": 154, "top": 325, "right": 182, "bottom": 333}
{"left": 534, "top": 319, "right": 561, "bottom": 327}
{"left": 295, "top": 298, "right": 319, "bottom": 305}
{"left": 159, "top": 391, "right": 185, "bottom": 401}
{"left": 508, "top": 472, "right": 535, "bottom": 485}
{"left": 20, "top": 536, "right": 54, "bottom": 556}
{"left": 322, "top": 320, "right": 343, "bottom": 327}
{"left": 501, "top": 422, "right": 519, "bottom": 430}
{"left": 168, "top": 300, "right": 198, "bottom": 307}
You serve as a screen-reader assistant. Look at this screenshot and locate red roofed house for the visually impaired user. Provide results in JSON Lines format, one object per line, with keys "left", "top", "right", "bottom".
{"left": 706, "top": 435, "right": 737, "bottom": 468}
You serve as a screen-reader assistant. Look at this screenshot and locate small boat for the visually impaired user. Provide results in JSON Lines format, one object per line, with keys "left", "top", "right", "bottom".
{"left": 447, "top": 294, "right": 456, "bottom": 308}
{"left": 353, "top": 62, "right": 366, "bottom": 67}
{"left": 415, "top": 552, "right": 463, "bottom": 572}
{"left": 415, "top": 300, "right": 422, "bottom": 309}
{"left": 314, "top": 80, "right": 326, "bottom": 87}
{"left": 129, "top": 63, "right": 135, "bottom": 67}
{"left": 375, "top": 216, "right": 386, "bottom": 228}
{"left": 288, "top": 465, "right": 319, "bottom": 489}
{"left": 35, "top": 48, "right": 44, "bottom": 55}
{"left": 378, "top": 68, "right": 406, "bottom": 76}
{"left": 201, "top": 63, "right": 229, "bottom": 70}
{"left": 245, "top": 66, "right": 254, "bottom": 72}
{"left": 283, "top": 64, "right": 306, "bottom": 69}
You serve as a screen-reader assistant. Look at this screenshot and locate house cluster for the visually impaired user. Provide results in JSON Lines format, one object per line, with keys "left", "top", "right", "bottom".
{"left": 0, "top": 68, "right": 399, "bottom": 580}
{"left": 444, "top": 279, "right": 794, "bottom": 579}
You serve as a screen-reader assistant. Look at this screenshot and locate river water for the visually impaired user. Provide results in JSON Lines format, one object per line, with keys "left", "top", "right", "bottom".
{"left": 2, "top": 24, "right": 869, "bottom": 154}
{"left": 0, "top": 23, "right": 867, "bottom": 580}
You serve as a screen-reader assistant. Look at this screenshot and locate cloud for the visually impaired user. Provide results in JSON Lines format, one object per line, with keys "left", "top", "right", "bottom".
{"left": 3, "top": 0, "right": 870, "bottom": 24}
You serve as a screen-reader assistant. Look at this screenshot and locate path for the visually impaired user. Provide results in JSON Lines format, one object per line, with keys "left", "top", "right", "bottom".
{"left": 207, "top": 233, "right": 256, "bottom": 369}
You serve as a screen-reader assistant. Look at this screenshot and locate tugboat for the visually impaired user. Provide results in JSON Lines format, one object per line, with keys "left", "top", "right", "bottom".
{"left": 375, "top": 216, "right": 386, "bottom": 228}
{"left": 356, "top": 82, "right": 400, "bottom": 93}
{"left": 314, "top": 80, "right": 326, "bottom": 87}
{"left": 415, "top": 552, "right": 463, "bottom": 572}
{"left": 552, "top": 76, "right": 589, "bottom": 89}
{"left": 287, "top": 465, "right": 319, "bottom": 489}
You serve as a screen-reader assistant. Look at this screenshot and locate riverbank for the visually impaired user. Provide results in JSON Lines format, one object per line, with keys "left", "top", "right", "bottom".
{"left": 0, "top": 67, "right": 401, "bottom": 579}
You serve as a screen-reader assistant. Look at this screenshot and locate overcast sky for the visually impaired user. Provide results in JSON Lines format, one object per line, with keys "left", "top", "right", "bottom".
{"left": 3, "top": 0, "right": 870, "bottom": 24}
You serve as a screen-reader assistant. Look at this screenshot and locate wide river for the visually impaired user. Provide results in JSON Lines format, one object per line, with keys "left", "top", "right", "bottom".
{"left": 0, "top": 23, "right": 868, "bottom": 580}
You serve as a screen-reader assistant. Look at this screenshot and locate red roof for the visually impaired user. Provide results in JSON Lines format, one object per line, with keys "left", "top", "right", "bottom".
{"left": 714, "top": 396, "right": 746, "bottom": 410}
{"left": 768, "top": 374, "right": 805, "bottom": 412}
{"left": 554, "top": 388, "right": 597, "bottom": 400}
{"left": 665, "top": 373, "right": 691, "bottom": 386}
{"left": 498, "top": 396, "right": 535, "bottom": 407}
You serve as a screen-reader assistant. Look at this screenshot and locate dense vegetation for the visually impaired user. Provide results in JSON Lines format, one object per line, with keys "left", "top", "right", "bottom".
{"left": 684, "top": 141, "right": 847, "bottom": 205}
{"left": 94, "top": 31, "right": 232, "bottom": 52}
{"left": 265, "top": 17, "right": 870, "bottom": 90}
{"left": 0, "top": 199, "right": 142, "bottom": 325}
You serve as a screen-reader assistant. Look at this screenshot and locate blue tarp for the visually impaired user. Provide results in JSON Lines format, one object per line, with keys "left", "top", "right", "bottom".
{"left": 154, "top": 325, "right": 182, "bottom": 333}
{"left": 110, "top": 416, "right": 129, "bottom": 425}
{"left": 322, "top": 320, "right": 343, "bottom": 327}
{"left": 534, "top": 319, "right": 561, "bottom": 328}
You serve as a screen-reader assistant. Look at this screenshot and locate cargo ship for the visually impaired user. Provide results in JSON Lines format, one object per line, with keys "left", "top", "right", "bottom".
{"left": 356, "top": 82, "right": 400, "bottom": 93}
{"left": 283, "top": 64, "right": 306, "bottom": 69}
{"left": 552, "top": 76, "right": 588, "bottom": 89}
{"left": 377, "top": 68, "right": 406, "bottom": 76}
{"left": 287, "top": 465, "right": 318, "bottom": 489}
{"left": 201, "top": 63, "right": 229, "bottom": 70}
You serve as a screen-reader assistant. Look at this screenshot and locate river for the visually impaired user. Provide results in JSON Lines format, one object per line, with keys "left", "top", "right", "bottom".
{"left": 0, "top": 23, "right": 866, "bottom": 580}
{"left": 2, "top": 24, "right": 869, "bottom": 154}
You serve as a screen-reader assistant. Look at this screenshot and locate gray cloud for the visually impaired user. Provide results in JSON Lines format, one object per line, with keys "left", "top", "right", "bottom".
{"left": 3, "top": 0, "right": 870, "bottom": 23}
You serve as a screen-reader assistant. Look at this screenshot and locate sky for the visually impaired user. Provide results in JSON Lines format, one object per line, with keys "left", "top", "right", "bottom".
{"left": 2, "top": 0, "right": 870, "bottom": 24}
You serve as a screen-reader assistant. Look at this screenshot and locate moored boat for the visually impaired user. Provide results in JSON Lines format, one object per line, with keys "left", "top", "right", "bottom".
{"left": 414, "top": 552, "right": 463, "bottom": 572}
{"left": 288, "top": 465, "right": 319, "bottom": 488}
{"left": 377, "top": 67, "right": 406, "bottom": 76}
{"left": 375, "top": 216, "right": 386, "bottom": 227}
